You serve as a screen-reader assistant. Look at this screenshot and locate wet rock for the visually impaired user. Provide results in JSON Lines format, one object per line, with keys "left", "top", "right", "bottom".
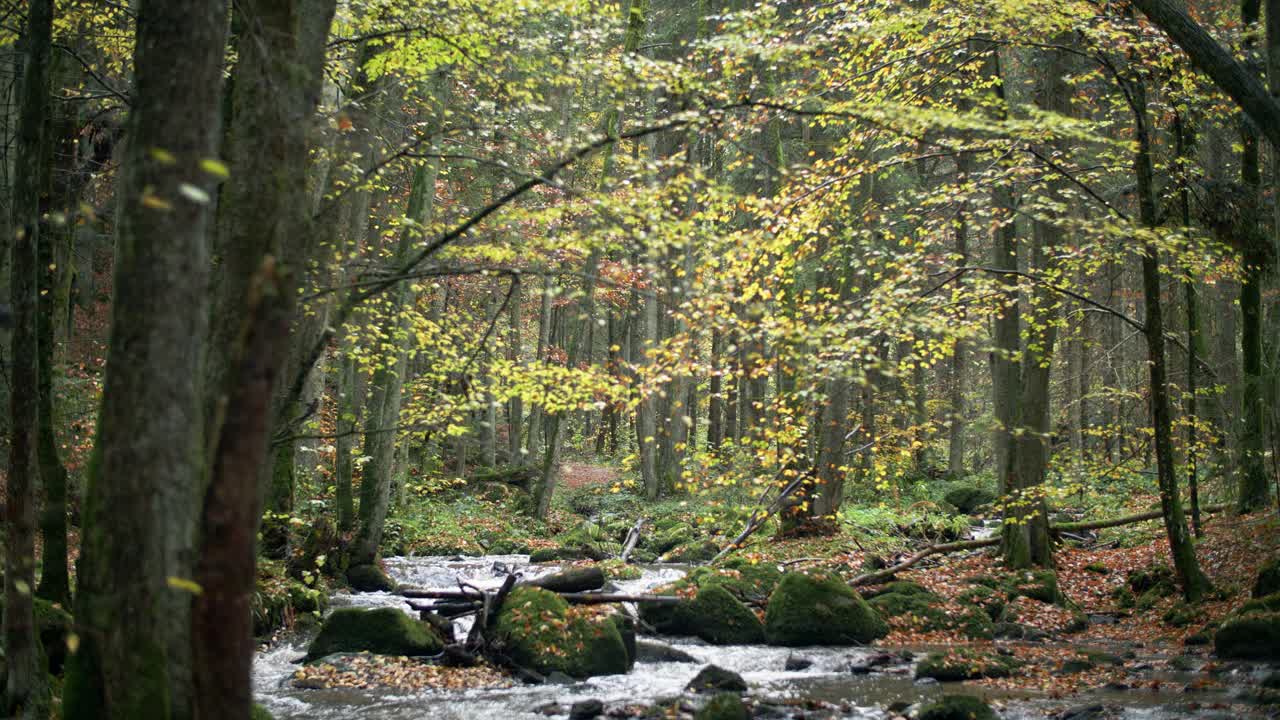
{"left": 784, "top": 654, "right": 814, "bottom": 671}
{"left": 546, "top": 671, "right": 576, "bottom": 685}
{"left": 694, "top": 693, "right": 749, "bottom": 720}
{"left": 534, "top": 703, "right": 562, "bottom": 716}
{"left": 914, "top": 650, "right": 1019, "bottom": 681}
{"left": 764, "top": 572, "right": 888, "bottom": 646}
{"left": 1054, "top": 704, "right": 1107, "bottom": 720}
{"left": 992, "top": 621, "right": 1051, "bottom": 642}
{"left": 529, "top": 546, "right": 607, "bottom": 563}
{"left": 848, "top": 653, "right": 895, "bottom": 674}
{"left": 1254, "top": 556, "right": 1280, "bottom": 598}
{"left": 916, "top": 694, "right": 996, "bottom": 720}
{"left": 635, "top": 639, "right": 698, "bottom": 663}
{"left": 641, "top": 584, "right": 765, "bottom": 645}
{"left": 346, "top": 563, "right": 398, "bottom": 593}
{"left": 570, "top": 699, "right": 606, "bottom": 720}
{"left": 303, "top": 607, "right": 442, "bottom": 661}
{"left": 526, "top": 566, "right": 606, "bottom": 593}
{"left": 686, "top": 665, "right": 748, "bottom": 694}
{"left": 1213, "top": 609, "right": 1280, "bottom": 660}
{"left": 1262, "top": 671, "right": 1280, "bottom": 689}
{"left": 493, "top": 586, "right": 630, "bottom": 679}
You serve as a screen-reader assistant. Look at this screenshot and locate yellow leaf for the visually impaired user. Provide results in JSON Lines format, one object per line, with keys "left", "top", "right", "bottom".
{"left": 200, "top": 158, "right": 230, "bottom": 179}
{"left": 149, "top": 147, "right": 177, "bottom": 165}
{"left": 167, "top": 576, "right": 203, "bottom": 595}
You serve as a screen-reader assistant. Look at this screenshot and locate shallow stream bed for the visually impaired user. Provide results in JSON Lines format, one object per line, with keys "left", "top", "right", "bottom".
{"left": 253, "top": 555, "right": 1275, "bottom": 720}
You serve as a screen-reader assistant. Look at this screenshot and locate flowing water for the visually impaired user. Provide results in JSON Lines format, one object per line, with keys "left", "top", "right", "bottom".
{"left": 253, "top": 555, "right": 1274, "bottom": 720}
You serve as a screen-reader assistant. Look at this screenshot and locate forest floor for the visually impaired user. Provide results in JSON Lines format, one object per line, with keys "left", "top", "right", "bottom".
{"left": 560, "top": 462, "right": 619, "bottom": 490}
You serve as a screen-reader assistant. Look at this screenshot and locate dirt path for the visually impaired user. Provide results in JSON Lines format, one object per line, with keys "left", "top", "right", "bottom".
{"left": 560, "top": 462, "right": 618, "bottom": 490}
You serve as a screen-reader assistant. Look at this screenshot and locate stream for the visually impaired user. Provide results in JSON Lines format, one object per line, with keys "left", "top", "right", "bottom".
{"left": 253, "top": 555, "right": 1274, "bottom": 720}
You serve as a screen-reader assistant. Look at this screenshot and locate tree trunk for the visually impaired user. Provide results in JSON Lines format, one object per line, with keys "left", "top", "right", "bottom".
{"left": 64, "top": 0, "right": 229, "bottom": 715}
{"left": 7, "top": 0, "right": 53, "bottom": 713}
{"left": 1131, "top": 76, "right": 1209, "bottom": 602}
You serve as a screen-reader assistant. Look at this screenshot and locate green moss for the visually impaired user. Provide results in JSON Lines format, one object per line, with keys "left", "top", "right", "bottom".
{"left": 1162, "top": 602, "right": 1203, "bottom": 628}
{"left": 694, "top": 693, "right": 749, "bottom": 720}
{"left": 251, "top": 704, "right": 275, "bottom": 720}
{"left": 346, "top": 564, "right": 397, "bottom": 593}
{"left": 1127, "top": 565, "right": 1176, "bottom": 598}
{"left": 917, "top": 694, "right": 997, "bottom": 720}
{"left": 915, "top": 649, "right": 1019, "bottom": 681}
{"left": 664, "top": 540, "right": 720, "bottom": 564}
{"left": 1214, "top": 611, "right": 1280, "bottom": 660}
{"left": 304, "top": 608, "right": 442, "bottom": 661}
{"left": 1255, "top": 557, "right": 1280, "bottom": 598}
{"left": 943, "top": 486, "right": 996, "bottom": 514}
{"left": 957, "top": 605, "right": 995, "bottom": 640}
{"left": 689, "top": 586, "right": 766, "bottom": 645}
{"left": 764, "top": 573, "right": 888, "bottom": 646}
{"left": 1007, "top": 569, "right": 1060, "bottom": 604}
{"left": 956, "top": 585, "right": 1005, "bottom": 620}
{"left": 1239, "top": 593, "right": 1280, "bottom": 614}
{"left": 493, "top": 587, "right": 629, "bottom": 678}
{"left": 1085, "top": 562, "right": 1109, "bottom": 574}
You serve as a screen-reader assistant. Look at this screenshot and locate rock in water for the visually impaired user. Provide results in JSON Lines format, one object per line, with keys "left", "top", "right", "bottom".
{"left": 694, "top": 693, "right": 749, "bottom": 720}
{"left": 346, "top": 563, "right": 398, "bottom": 593}
{"left": 569, "top": 699, "right": 605, "bottom": 720}
{"left": 916, "top": 695, "right": 996, "bottom": 720}
{"left": 635, "top": 639, "right": 699, "bottom": 663}
{"left": 493, "top": 586, "right": 629, "bottom": 679}
{"left": 784, "top": 654, "right": 813, "bottom": 671}
{"left": 686, "top": 665, "right": 748, "bottom": 694}
{"left": 764, "top": 573, "right": 888, "bottom": 646}
{"left": 304, "top": 607, "right": 442, "bottom": 661}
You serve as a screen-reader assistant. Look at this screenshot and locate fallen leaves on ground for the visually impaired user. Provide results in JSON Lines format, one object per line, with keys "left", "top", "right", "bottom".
{"left": 292, "top": 654, "right": 513, "bottom": 691}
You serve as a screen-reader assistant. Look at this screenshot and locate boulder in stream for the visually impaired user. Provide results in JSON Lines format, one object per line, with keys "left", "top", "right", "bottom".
{"left": 943, "top": 486, "right": 995, "bottom": 514}
{"left": 304, "top": 607, "right": 443, "bottom": 661}
{"left": 493, "top": 586, "right": 629, "bottom": 679}
{"left": 914, "top": 649, "right": 1019, "bottom": 681}
{"left": 763, "top": 572, "right": 888, "bottom": 646}
{"left": 346, "top": 563, "right": 398, "bottom": 593}
{"left": 641, "top": 584, "right": 765, "bottom": 645}
{"left": 916, "top": 694, "right": 996, "bottom": 720}
{"left": 686, "top": 664, "right": 748, "bottom": 694}
{"left": 636, "top": 639, "right": 699, "bottom": 663}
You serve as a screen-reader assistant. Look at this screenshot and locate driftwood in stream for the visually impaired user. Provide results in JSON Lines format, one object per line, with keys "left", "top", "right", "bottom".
{"left": 404, "top": 589, "right": 681, "bottom": 606}
{"left": 466, "top": 573, "right": 517, "bottom": 648}
{"left": 848, "top": 504, "right": 1230, "bottom": 587}
{"left": 620, "top": 518, "right": 644, "bottom": 563}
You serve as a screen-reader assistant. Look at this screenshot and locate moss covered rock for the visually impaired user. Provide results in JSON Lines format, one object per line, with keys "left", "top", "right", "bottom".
{"left": 639, "top": 584, "right": 764, "bottom": 645}
{"left": 705, "top": 560, "right": 782, "bottom": 604}
{"left": 1239, "top": 593, "right": 1280, "bottom": 614}
{"left": 251, "top": 705, "right": 275, "bottom": 720}
{"left": 663, "top": 540, "right": 720, "bottom": 564}
{"left": 1254, "top": 557, "right": 1280, "bottom": 599}
{"left": 917, "top": 694, "right": 997, "bottom": 720}
{"left": 346, "top": 564, "right": 397, "bottom": 593}
{"left": 943, "top": 486, "right": 996, "bottom": 514}
{"left": 956, "top": 585, "right": 1005, "bottom": 620}
{"left": 694, "top": 693, "right": 749, "bottom": 720}
{"left": 1127, "top": 565, "right": 1176, "bottom": 598}
{"left": 493, "top": 587, "right": 629, "bottom": 678}
{"left": 1007, "top": 569, "right": 1060, "bottom": 604}
{"left": 764, "top": 573, "right": 887, "bottom": 646}
{"left": 304, "top": 608, "right": 442, "bottom": 661}
{"left": 915, "top": 649, "right": 1019, "bottom": 681}
{"left": 1214, "top": 610, "right": 1280, "bottom": 660}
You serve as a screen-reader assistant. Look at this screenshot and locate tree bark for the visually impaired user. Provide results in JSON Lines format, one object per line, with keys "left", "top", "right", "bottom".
{"left": 7, "top": 0, "right": 54, "bottom": 714}
{"left": 64, "top": 0, "right": 229, "bottom": 715}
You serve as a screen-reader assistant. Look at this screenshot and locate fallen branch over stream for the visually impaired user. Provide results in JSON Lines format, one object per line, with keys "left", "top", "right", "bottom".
{"left": 848, "top": 503, "right": 1228, "bottom": 587}
{"left": 403, "top": 589, "right": 682, "bottom": 606}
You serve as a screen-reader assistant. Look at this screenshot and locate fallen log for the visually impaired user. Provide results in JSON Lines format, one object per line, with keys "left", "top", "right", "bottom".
{"left": 849, "top": 537, "right": 998, "bottom": 587}
{"left": 404, "top": 589, "right": 682, "bottom": 605}
{"left": 1049, "top": 503, "right": 1225, "bottom": 533}
{"left": 620, "top": 518, "right": 644, "bottom": 563}
{"left": 848, "top": 503, "right": 1230, "bottom": 587}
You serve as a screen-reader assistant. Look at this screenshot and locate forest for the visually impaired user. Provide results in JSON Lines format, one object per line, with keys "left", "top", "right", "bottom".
{"left": 1, "top": 0, "right": 1280, "bottom": 718}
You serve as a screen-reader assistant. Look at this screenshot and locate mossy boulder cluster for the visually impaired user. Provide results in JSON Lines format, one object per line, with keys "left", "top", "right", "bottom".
{"left": 493, "top": 586, "right": 631, "bottom": 678}
{"left": 864, "top": 581, "right": 993, "bottom": 640}
{"left": 916, "top": 694, "right": 997, "bottom": 720}
{"left": 764, "top": 572, "right": 888, "bottom": 646}
{"left": 252, "top": 561, "right": 330, "bottom": 638}
{"left": 640, "top": 563, "right": 780, "bottom": 645}
{"left": 1214, "top": 562, "right": 1280, "bottom": 661}
{"left": 346, "top": 563, "right": 398, "bottom": 593}
{"left": 915, "top": 649, "right": 1020, "bottom": 681}
{"left": 304, "top": 607, "right": 443, "bottom": 661}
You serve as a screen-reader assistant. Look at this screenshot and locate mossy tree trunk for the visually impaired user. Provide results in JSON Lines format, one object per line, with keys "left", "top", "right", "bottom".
{"left": 6, "top": 0, "right": 53, "bottom": 714}
{"left": 64, "top": 0, "right": 229, "bottom": 715}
